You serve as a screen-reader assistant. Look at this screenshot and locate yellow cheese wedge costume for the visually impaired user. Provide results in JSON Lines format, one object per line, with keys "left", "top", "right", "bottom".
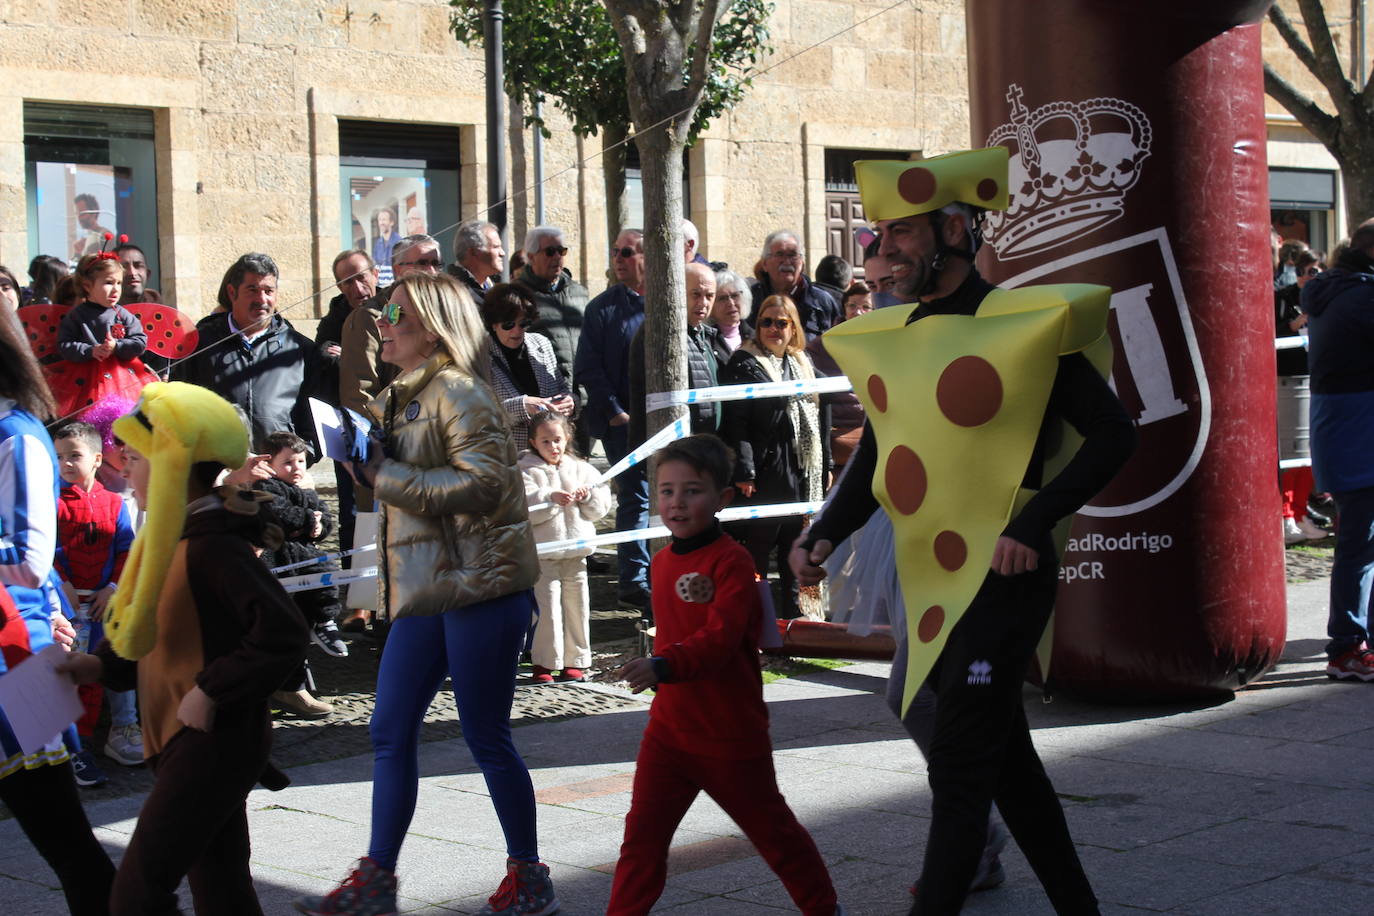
{"left": 103, "top": 382, "right": 249, "bottom": 659}
{"left": 822, "top": 149, "right": 1113, "bottom": 713}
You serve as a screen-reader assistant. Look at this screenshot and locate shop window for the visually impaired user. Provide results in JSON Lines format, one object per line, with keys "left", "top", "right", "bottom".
{"left": 1270, "top": 167, "right": 1336, "bottom": 255}
{"left": 24, "top": 102, "right": 160, "bottom": 278}
{"left": 339, "top": 120, "right": 461, "bottom": 286}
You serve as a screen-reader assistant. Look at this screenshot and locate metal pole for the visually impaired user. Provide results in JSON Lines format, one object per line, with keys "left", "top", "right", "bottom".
{"left": 483, "top": 0, "right": 509, "bottom": 275}
{"left": 533, "top": 98, "right": 546, "bottom": 225}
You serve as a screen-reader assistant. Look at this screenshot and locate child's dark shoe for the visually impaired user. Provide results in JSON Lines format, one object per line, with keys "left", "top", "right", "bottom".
{"left": 71, "top": 749, "right": 108, "bottom": 787}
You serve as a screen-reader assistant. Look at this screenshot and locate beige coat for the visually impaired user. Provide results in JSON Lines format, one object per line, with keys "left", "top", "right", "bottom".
{"left": 368, "top": 352, "right": 539, "bottom": 618}
{"left": 518, "top": 451, "right": 611, "bottom": 560}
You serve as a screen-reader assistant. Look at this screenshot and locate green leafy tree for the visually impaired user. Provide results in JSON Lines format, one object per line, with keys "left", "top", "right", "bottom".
{"left": 450, "top": 0, "right": 771, "bottom": 245}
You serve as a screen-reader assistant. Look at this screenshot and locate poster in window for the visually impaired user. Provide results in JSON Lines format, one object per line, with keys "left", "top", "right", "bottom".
{"left": 350, "top": 176, "right": 428, "bottom": 287}
{"left": 33, "top": 162, "right": 129, "bottom": 264}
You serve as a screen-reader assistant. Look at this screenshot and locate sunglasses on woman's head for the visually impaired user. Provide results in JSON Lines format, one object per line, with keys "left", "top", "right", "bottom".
{"left": 381, "top": 302, "right": 404, "bottom": 324}
{"left": 501, "top": 319, "right": 535, "bottom": 331}
{"left": 758, "top": 316, "right": 792, "bottom": 329}
{"left": 542, "top": 246, "right": 568, "bottom": 257}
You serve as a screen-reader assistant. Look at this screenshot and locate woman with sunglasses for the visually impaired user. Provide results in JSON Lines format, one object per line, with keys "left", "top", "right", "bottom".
{"left": 298, "top": 273, "right": 558, "bottom": 916}
{"left": 720, "top": 294, "right": 829, "bottom": 619}
{"left": 482, "top": 282, "right": 576, "bottom": 453}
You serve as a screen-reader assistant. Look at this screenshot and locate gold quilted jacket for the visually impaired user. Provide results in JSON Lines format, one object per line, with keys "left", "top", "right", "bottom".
{"left": 367, "top": 352, "right": 539, "bottom": 618}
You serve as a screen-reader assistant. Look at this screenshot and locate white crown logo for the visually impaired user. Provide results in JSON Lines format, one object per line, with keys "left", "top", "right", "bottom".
{"left": 983, "top": 84, "right": 1152, "bottom": 259}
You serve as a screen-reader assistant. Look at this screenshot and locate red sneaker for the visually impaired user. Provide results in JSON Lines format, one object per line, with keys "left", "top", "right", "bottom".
{"left": 531, "top": 665, "right": 555, "bottom": 684}
{"left": 558, "top": 668, "right": 586, "bottom": 682}
{"left": 1327, "top": 648, "right": 1374, "bottom": 681}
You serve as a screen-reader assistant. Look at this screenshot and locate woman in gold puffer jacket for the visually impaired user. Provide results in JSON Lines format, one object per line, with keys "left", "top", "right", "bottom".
{"left": 307, "top": 273, "right": 560, "bottom": 915}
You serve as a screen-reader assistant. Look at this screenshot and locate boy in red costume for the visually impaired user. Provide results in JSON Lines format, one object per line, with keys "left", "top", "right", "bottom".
{"left": 52, "top": 420, "right": 142, "bottom": 772}
{"left": 610, "top": 434, "right": 843, "bottom": 916}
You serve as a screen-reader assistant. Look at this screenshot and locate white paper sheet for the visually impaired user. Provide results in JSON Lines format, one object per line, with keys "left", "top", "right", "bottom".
{"left": 0, "top": 644, "right": 85, "bottom": 755}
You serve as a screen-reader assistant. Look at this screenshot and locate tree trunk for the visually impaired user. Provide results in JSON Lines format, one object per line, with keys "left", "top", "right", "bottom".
{"left": 508, "top": 93, "right": 529, "bottom": 250}
{"left": 635, "top": 127, "right": 689, "bottom": 438}
{"left": 1337, "top": 135, "right": 1374, "bottom": 237}
{"left": 602, "top": 123, "right": 631, "bottom": 245}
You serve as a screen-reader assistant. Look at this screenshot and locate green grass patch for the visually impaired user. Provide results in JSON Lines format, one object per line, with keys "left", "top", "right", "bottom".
{"left": 760, "top": 656, "right": 851, "bottom": 684}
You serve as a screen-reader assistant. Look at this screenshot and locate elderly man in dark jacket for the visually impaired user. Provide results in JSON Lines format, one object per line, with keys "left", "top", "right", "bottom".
{"left": 518, "top": 226, "right": 590, "bottom": 388}
{"left": 749, "top": 229, "right": 841, "bottom": 341}
{"left": 174, "top": 253, "right": 322, "bottom": 453}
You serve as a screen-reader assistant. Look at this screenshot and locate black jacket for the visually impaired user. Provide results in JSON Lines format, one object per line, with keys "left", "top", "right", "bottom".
{"left": 173, "top": 313, "right": 322, "bottom": 454}
{"left": 720, "top": 346, "right": 831, "bottom": 502}
{"left": 747, "top": 275, "right": 841, "bottom": 341}
{"left": 628, "top": 322, "right": 723, "bottom": 448}
{"left": 254, "top": 477, "right": 339, "bottom": 624}
{"left": 313, "top": 293, "right": 353, "bottom": 407}
{"left": 518, "top": 266, "right": 590, "bottom": 391}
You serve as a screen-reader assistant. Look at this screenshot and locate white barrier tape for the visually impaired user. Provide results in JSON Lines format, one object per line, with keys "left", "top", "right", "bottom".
{"left": 1275, "top": 336, "right": 1306, "bottom": 351}
{"left": 280, "top": 565, "right": 377, "bottom": 593}
{"left": 272, "top": 544, "right": 376, "bottom": 574}
{"left": 1279, "top": 457, "right": 1312, "bottom": 469}
{"left": 649, "top": 500, "right": 825, "bottom": 528}
{"left": 646, "top": 376, "right": 852, "bottom": 412}
{"left": 540, "top": 500, "right": 825, "bottom": 556}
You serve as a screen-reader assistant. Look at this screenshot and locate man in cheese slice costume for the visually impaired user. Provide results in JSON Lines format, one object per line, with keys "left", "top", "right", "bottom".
{"left": 793, "top": 148, "right": 1136, "bottom": 915}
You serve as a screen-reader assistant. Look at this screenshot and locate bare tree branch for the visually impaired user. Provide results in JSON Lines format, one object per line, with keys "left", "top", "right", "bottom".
{"left": 1263, "top": 61, "right": 1340, "bottom": 147}
{"left": 1267, "top": 5, "right": 1319, "bottom": 77}
{"left": 686, "top": 0, "right": 727, "bottom": 99}
{"left": 1295, "top": 0, "right": 1357, "bottom": 117}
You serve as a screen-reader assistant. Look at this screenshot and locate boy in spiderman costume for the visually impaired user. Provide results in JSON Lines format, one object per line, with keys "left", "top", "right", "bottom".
{"left": 52, "top": 420, "right": 142, "bottom": 768}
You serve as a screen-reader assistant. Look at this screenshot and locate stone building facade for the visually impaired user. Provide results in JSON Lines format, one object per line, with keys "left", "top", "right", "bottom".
{"left": 0, "top": 0, "right": 1361, "bottom": 322}
{"left": 0, "top": 0, "right": 965, "bottom": 321}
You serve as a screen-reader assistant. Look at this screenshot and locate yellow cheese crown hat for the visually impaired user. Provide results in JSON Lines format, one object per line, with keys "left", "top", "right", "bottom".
{"left": 104, "top": 382, "right": 249, "bottom": 659}
{"left": 856, "top": 147, "right": 1010, "bottom": 223}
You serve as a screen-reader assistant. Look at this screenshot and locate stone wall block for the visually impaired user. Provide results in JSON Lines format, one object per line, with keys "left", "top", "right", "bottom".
{"left": 134, "top": 0, "right": 235, "bottom": 40}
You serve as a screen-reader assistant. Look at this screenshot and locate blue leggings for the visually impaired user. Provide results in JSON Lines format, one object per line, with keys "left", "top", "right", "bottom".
{"left": 368, "top": 590, "right": 538, "bottom": 871}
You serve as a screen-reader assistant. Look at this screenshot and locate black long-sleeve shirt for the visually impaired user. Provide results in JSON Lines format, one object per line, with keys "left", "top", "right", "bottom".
{"left": 806, "top": 271, "right": 1136, "bottom": 553}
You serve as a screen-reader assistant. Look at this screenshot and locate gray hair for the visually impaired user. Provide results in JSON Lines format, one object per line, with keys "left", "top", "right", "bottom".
{"left": 523, "top": 225, "right": 566, "bottom": 255}
{"left": 453, "top": 219, "right": 498, "bottom": 263}
{"left": 682, "top": 219, "right": 699, "bottom": 248}
{"left": 714, "top": 268, "right": 753, "bottom": 314}
{"left": 760, "top": 229, "right": 801, "bottom": 261}
{"left": 225, "top": 252, "right": 279, "bottom": 289}
{"left": 391, "top": 234, "right": 440, "bottom": 265}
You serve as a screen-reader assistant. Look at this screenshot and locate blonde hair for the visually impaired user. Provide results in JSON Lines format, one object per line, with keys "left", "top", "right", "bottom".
{"left": 757, "top": 294, "right": 805, "bottom": 356}
{"left": 397, "top": 272, "right": 491, "bottom": 384}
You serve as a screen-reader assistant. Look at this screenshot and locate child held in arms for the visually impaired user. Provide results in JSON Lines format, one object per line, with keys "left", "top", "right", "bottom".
{"left": 608, "top": 434, "right": 844, "bottom": 916}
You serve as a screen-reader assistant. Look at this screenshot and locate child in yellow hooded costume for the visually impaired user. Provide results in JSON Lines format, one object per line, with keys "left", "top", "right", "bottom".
{"left": 794, "top": 149, "right": 1136, "bottom": 915}
{"left": 63, "top": 381, "right": 308, "bottom": 916}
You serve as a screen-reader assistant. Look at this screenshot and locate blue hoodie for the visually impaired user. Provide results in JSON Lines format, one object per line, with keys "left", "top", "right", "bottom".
{"left": 1302, "top": 267, "right": 1374, "bottom": 492}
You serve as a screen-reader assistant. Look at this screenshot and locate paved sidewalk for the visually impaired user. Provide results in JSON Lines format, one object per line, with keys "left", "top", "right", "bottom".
{"left": 4, "top": 578, "right": 1368, "bottom": 914}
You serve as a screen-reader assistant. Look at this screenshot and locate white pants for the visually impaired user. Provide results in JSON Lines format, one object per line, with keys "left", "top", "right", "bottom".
{"left": 532, "top": 556, "right": 591, "bottom": 670}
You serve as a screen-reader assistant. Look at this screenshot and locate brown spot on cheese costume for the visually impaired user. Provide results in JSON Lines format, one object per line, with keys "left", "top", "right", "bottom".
{"left": 95, "top": 382, "right": 308, "bottom": 915}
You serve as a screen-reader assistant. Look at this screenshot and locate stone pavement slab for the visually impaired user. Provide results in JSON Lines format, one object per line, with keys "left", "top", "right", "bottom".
{"left": 8, "top": 579, "right": 1374, "bottom": 913}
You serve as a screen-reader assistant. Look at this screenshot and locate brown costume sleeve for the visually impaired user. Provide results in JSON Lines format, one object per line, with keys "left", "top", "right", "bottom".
{"left": 189, "top": 532, "right": 308, "bottom": 710}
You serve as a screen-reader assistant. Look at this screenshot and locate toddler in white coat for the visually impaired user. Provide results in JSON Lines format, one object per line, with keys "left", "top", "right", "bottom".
{"left": 520, "top": 412, "right": 611, "bottom": 683}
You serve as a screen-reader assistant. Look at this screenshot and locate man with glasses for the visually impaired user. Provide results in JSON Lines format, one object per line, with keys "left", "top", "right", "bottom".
{"left": 574, "top": 229, "right": 651, "bottom": 610}
{"left": 749, "top": 229, "right": 841, "bottom": 340}
{"left": 517, "top": 226, "right": 590, "bottom": 396}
